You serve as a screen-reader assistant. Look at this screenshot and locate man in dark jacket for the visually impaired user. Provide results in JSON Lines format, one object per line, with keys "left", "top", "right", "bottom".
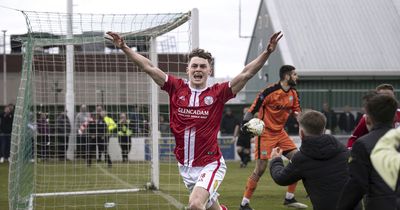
{"left": 269, "top": 110, "right": 349, "bottom": 210}
{"left": 0, "top": 105, "right": 14, "bottom": 163}
{"left": 55, "top": 110, "right": 71, "bottom": 161}
{"left": 337, "top": 93, "right": 398, "bottom": 210}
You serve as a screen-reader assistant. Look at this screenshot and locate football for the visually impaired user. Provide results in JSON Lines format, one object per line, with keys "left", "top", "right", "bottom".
{"left": 244, "top": 118, "right": 265, "bottom": 136}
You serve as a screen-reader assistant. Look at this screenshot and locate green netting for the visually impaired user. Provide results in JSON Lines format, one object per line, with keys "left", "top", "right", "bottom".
{"left": 8, "top": 38, "right": 35, "bottom": 210}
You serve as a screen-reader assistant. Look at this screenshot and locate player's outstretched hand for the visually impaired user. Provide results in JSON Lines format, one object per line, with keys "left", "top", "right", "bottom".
{"left": 266, "top": 31, "right": 283, "bottom": 53}
{"left": 105, "top": 31, "right": 127, "bottom": 49}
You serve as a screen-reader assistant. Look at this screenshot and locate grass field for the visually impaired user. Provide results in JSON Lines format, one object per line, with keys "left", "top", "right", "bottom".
{"left": 1, "top": 160, "right": 311, "bottom": 210}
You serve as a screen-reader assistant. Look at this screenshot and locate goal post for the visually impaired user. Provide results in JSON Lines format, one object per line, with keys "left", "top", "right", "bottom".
{"left": 9, "top": 9, "right": 197, "bottom": 210}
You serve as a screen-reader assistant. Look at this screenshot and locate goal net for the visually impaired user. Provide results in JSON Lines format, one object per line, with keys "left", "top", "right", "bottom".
{"left": 9, "top": 10, "right": 196, "bottom": 210}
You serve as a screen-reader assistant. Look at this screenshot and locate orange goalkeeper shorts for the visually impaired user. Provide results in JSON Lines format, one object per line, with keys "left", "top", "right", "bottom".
{"left": 254, "top": 129, "right": 297, "bottom": 160}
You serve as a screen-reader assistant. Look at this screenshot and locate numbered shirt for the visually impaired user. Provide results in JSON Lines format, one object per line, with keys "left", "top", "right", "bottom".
{"left": 162, "top": 75, "right": 235, "bottom": 167}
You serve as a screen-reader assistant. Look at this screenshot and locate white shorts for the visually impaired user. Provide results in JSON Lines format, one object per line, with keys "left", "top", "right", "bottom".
{"left": 178, "top": 156, "right": 227, "bottom": 207}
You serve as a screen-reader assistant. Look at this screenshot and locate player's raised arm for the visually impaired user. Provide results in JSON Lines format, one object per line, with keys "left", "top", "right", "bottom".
{"left": 230, "top": 31, "right": 283, "bottom": 94}
{"left": 106, "top": 31, "right": 166, "bottom": 87}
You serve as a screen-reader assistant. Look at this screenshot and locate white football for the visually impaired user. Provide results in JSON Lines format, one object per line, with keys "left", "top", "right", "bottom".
{"left": 245, "top": 118, "right": 265, "bottom": 136}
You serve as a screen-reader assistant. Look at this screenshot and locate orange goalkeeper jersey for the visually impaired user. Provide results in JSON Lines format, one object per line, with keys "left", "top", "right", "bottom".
{"left": 248, "top": 82, "right": 301, "bottom": 132}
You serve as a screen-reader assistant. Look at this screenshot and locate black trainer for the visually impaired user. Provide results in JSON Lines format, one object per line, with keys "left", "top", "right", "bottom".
{"left": 239, "top": 203, "right": 254, "bottom": 210}
{"left": 283, "top": 197, "right": 308, "bottom": 209}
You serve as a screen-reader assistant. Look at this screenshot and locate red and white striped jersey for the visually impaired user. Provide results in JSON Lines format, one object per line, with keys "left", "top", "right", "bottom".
{"left": 161, "top": 75, "right": 235, "bottom": 167}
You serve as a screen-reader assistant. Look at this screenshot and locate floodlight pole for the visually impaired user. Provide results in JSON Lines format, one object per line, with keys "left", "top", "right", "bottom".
{"left": 66, "top": 0, "right": 75, "bottom": 160}
{"left": 2, "top": 30, "right": 7, "bottom": 105}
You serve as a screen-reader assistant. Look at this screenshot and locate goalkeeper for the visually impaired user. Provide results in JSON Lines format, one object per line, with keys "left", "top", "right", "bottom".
{"left": 106, "top": 31, "right": 282, "bottom": 210}
{"left": 239, "top": 65, "right": 307, "bottom": 210}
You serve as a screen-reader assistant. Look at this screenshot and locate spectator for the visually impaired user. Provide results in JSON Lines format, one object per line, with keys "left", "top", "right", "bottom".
{"left": 27, "top": 111, "right": 37, "bottom": 162}
{"left": 347, "top": 84, "right": 400, "bottom": 149}
{"left": 55, "top": 110, "right": 71, "bottom": 161}
{"left": 220, "top": 107, "right": 240, "bottom": 136}
{"left": 269, "top": 110, "right": 349, "bottom": 210}
{"left": 117, "top": 113, "right": 133, "bottom": 162}
{"left": 321, "top": 102, "right": 337, "bottom": 134}
{"left": 337, "top": 93, "right": 398, "bottom": 210}
{"left": 355, "top": 108, "right": 364, "bottom": 125}
{"left": 0, "top": 105, "right": 14, "bottom": 163}
{"left": 37, "top": 112, "right": 50, "bottom": 160}
{"left": 370, "top": 127, "right": 400, "bottom": 193}
{"left": 75, "top": 104, "right": 90, "bottom": 159}
{"left": 235, "top": 107, "right": 252, "bottom": 168}
{"left": 159, "top": 114, "right": 170, "bottom": 137}
{"left": 129, "top": 106, "right": 146, "bottom": 136}
{"left": 338, "top": 105, "right": 355, "bottom": 134}
{"left": 285, "top": 114, "right": 299, "bottom": 135}
{"left": 96, "top": 106, "right": 116, "bottom": 164}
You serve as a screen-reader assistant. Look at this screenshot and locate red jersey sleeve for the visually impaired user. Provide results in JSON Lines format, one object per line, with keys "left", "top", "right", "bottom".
{"left": 212, "top": 81, "right": 236, "bottom": 104}
{"left": 347, "top": 115, "right": 368, "bottom": 148}
{"left": 161, "top": 74, "right": 184, "bottom": 95}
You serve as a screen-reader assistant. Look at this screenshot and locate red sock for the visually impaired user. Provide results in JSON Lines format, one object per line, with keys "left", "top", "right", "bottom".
{"left": 287, "top": 182, "right": 297, "bottom": 193}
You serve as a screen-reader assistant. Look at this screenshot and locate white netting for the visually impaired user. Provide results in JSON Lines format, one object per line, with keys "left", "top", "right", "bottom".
{"left": 9, "top": 11, "right": 193, "bottom": 210}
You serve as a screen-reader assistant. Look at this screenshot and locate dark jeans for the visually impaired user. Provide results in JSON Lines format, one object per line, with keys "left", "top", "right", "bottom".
{"left": 37, "top": 134, "right": 50, "bottom": 159}
{"left": 76, "top": 134, "right": 87, "bottom": 159}
{"left": 0, "top": 134, "right": 11, "bottom": 159}
{"left": 56, "top": 135, "right": 69, "bottom": 160}
{"left": 118, "top": 136, "right": 131, "bottom": 162}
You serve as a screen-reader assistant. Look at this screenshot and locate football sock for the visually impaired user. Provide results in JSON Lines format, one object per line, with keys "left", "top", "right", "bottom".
{"left": 243, "top": 172, "right": 260, "bottom": 201}
{"left": 241, "top": 197, "right": 250, "bottom": 206}
{"left": 287, "top": 182, "right": 297, "bottom": 194}
{"left": 286, "top": 192, "right": 294, "bottom": 200}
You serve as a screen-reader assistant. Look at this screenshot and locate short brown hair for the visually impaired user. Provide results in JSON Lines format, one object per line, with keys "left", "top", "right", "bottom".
{"left": 188, "top": 48, "right": 214, "bottom": 68}
{"left": 298, "top": 110, "right": 327, "bottom": 136}
{"left": 365, "top": 94, "right": 398, "bottom": 124}
{"left": 375, "top": 83, "right": 394, "bottom": 91}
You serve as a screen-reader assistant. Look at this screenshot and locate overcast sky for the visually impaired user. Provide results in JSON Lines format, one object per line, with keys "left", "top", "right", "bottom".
{"left": 0, "top": 0, "right": 260, "bottom": 78}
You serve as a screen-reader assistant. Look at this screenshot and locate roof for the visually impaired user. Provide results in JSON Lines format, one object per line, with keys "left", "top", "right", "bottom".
{"left": 259, "top": 0, "right": 400, "bottom": 76}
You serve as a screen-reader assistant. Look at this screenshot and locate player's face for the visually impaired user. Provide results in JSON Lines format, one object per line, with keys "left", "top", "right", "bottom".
{"left": 187, "top": 56, "right": 212, "bottom": 89}
{"left": 287, "top": 71, "right": 298, "bottom": 86}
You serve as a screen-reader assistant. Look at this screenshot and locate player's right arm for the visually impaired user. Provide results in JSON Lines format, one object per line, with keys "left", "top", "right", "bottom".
{"left": 106, "top": 31, "right": 166, "bottom": 87}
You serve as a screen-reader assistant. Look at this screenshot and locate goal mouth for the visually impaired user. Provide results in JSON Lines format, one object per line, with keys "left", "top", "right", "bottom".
{"left": 9, "top": 10, "right": 195, "bottom": 210}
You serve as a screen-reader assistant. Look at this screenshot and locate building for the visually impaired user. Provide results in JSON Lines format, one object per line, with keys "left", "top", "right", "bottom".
{"left": 245, "top": 0, "right": 400, "bottom": 110}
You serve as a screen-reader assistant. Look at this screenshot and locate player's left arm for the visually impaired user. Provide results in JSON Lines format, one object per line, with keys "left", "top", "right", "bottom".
{"left": 230, "top": 32, "right": 283, "bottom": 94}
{"left": 269, "top": 147, "right": 302, "bottom": 185}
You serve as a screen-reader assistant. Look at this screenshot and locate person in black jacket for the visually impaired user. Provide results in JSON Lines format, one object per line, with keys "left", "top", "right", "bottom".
{"left": 337, "top": 93, "right": 398, "bottom": 210}
{"left": 55, "top": 110, "right": 71, "bottom": 161}
{"left": 0, "top": 105, "right": 14, "bottom": 163}
{"left": 269, "top": 110, "right": 349, "bottom": 210}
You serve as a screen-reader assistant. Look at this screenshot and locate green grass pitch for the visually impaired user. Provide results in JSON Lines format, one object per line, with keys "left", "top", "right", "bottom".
{"left": 0, "top": 161, "right": 311, "bottom": 209}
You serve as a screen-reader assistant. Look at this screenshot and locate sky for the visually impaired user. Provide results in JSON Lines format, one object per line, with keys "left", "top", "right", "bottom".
{"left": 0, "top": 0, "right": 260, "bottom": 78}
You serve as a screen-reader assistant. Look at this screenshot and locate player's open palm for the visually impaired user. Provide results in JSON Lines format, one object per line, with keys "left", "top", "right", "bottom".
{"left": 266, "top": 31, "right": 283, "bottom": 53}
{"left": 106, "top": 31, "right": 126, "bottom": 49}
